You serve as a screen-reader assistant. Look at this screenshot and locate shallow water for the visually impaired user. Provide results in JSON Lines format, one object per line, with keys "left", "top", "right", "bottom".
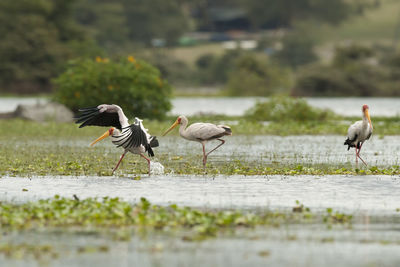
{"left": 36, "top": 135, "right": 400, "bottom": 167}
{"left": 0, "top": 97, "right": 47, "bottom": 113}
{"left": 171, "top": 97, "right": 400, "bottom": 117}
{"left": 1, "top": 220, "right": 400, "bottom": 267}
{"left": 2, "top": 96, "right": 400, "bottom": 266}
{"left": 149, "top": 161, "right": 165, "bottom": 175}
{"left": 159, "top": 135, "right": 400, "bottom": 166}
{"left": 1, "top": 175, "right": 399, "bottom": 214}
{"left": 1, "top": 96, "right": 400, "bottom": 116}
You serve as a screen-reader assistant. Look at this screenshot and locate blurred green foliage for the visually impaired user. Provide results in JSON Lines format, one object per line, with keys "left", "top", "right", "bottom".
{"left": 273, "top": 29, "right": 318, "bottom": 69}
{"left": 240, "top": 0, "right": 355, "bottom": 28}
{"left": 53, "top": 56, "right": 172, "bottom": 119}
{"left": 140, "top": 51, "right": 197, "bottom": 87}
{"left": 74, "top": 0, "right": 188, "bottom": 48}
{"left": 293, "top": 44, "right": 400, "bottom": 96}
{"left": 246, "top": 96, "right": 336, "bottom": 121}
{"left": 225, "top": 53, "right": 292, "bottom": 96}
{"left": 0, "top": 0, "right": 97, "bottom": 93}
{"left": 195, "top": 50, "right": 241, "bottom": 86}
{"left": 0, "top": 0, "right": 390, "bottom": 96}
{"left": 193, "top": 49, "right": 292, "bottom": 95}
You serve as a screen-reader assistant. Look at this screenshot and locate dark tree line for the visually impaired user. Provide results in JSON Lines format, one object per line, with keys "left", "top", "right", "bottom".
{"left": 0, "top": 0, "right": 370, "bottom": 93}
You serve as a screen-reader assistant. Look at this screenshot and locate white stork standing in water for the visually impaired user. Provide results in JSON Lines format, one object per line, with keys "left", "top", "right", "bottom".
{"left": 162, "top": 115, "right": 232, "bottom": 169}
{"left": 344, "top": 104, "right": 373, "bottom": 167}
{"left": 75, "top": 104, "right": 159, "bottom": 175}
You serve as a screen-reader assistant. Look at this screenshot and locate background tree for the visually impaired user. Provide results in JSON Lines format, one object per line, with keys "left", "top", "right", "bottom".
{"left": 273, "top": 28, "right": 318, "bottom": 69}
{"left": 0, "top": 0, "right": 91, "bottom": 93}
{"left": 225, "top": 53, "right": 292, "bottom": 96}
{"left": 239, "top": 0, "right": 355, "bottom": 29}
{"left": 73, "top": 0, "right": 129, "bottom": 50}
{"left": 122, "top": 0, "right": 190, "bottom": 46}
{"left": 54, "top": 56, "right": 172, "bottom": 120}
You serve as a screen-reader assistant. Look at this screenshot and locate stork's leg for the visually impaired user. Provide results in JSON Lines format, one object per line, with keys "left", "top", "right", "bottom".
{"left": 355, "top": 147, "right": 359, "bottom": 167}
{"left": 202, "top": 142, "right": 207, "bottom": 169}
{"left": 140, "top": 153, "right": 151, "bottom": 176}
{"left": 206, "top": 139, "right": 225, "bottom": 156}
{"left": 112, "top": 151, "right": 128, "bottom": 174}
{"left": 357, "top": 142, "right": 368, "bottom": 166}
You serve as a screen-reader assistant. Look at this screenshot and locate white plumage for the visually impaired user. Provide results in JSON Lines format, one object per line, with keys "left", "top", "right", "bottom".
{"left": 75, "top": 104, "right": 159, "bottom": 175}
{"left": 344, "top": 104, "right": 373, "bottom": 166}
{"left": 163, "top": 115, "right": 232, "bottom": 169}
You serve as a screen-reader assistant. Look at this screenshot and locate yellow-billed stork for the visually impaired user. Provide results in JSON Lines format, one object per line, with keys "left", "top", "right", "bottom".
{"left": 162, "top": 115, "right": 232, "bottom": 169}
{"left": 344, "top": 104, "right": 373, "bottom": 166}
{"left": 75, "top": 104, "right": 159, "bottom": 175}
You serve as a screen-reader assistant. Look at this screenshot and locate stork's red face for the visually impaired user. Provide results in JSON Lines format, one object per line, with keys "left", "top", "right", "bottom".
{"left": 162, "top": 117, "right": 181, "bottom": 136}
{"left": 90, "top": 127, "right": 115, "bottom": 146}
{"left": 362, "top": 104, "right": 369, "bottom": 112}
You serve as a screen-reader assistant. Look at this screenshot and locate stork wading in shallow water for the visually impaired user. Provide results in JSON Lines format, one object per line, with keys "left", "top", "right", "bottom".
{"left": 344, "top": 104, "right": 373, "bottom": 167}
{"left": 162, "top": 115, "right": 232, "bottom": 169}
{"left": 75, "top": 104, "right": 159, "bottom": 175}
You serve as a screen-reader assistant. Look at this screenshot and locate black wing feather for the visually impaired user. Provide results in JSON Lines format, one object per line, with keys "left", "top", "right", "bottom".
{"left": 112, "top": 125, "right": 149, "bottom": 150}
{"left": 129, "top": 124, "right": 148, "bottom": 148}
{"left": 149, "top": 136, "right": 159, "bottom": 148}
{"left": 344, "top": 134, "right": 357, "bottom": 151}
{"left": 115, "top": 132, "right": 133, "bottom": 148}
{"left": 74, "top": 107, "right": 122, "bottom": 130}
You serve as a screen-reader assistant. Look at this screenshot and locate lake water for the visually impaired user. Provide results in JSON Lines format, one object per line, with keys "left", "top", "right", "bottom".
{"left": 1, "top": 173, "right": 400, "bottom": 267}
{"left": 4, "top": 134, "right": 399, "bottom": 211}
{"left": 1, "top": 174, "right": 399, "bottom": 214}
{"left": 171, "top": 96, "right": 400, "bottom": 117}
{"left": 2, "top": 223, "right": 400, "bottom": 267}
{"left": 159, "top": 135, "right": 400, "bottom": 166}
{"left": 2, "top": 96, "right": 400, "bottom": 267}
{"left": 0, "top": 97, "right": 47, "bottom": 113}
{"left": 1, "top": 96, "right": 399, "bottom": 117}
{"left": 62, "top": 135, "right": 400, "bottom": 167}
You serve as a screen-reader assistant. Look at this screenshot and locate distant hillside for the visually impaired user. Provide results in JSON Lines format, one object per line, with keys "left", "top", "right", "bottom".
{"left": 319, "top": 0, "right": 400, "bottom": 43}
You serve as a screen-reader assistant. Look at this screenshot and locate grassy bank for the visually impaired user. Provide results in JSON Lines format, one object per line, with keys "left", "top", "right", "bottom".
{"left": 1, "top": 135, "right": 399, "bottom": 176}
{"left": 2, "top": 115, "right": 400, "bottom": 137}
{"left": 1, "top": 118, "right": 400, "bottom": 176}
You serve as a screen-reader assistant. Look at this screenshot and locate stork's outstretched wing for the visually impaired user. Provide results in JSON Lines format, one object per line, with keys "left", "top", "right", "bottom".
{"left": 74, "top": 104, "right": 129, "bottom": 130}
{"left": 112, "top": 125, "right": 147, "bottom": 149}
{"left": 112, "top": 123, "right": 157, "bottom": 157}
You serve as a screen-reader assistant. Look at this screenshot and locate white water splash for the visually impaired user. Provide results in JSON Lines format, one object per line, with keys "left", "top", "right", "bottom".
{"left": 150, "top": 161, "right": 165, "bottom": 175}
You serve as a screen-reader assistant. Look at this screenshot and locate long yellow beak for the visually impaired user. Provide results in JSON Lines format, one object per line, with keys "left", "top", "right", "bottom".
{"left": 365, "top": 109, "right": 373, "bottom": 130}
{"left": 90, "top": 128, "right": 113, "bottom": 146}
{"left": 162, "top": 120, "right": 179, "bottom": 136}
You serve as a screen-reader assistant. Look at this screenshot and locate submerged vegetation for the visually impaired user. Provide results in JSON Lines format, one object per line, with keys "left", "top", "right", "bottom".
{"left": 0, "top": 197, "right": 358, "bottom": 262}
{"left": 1, "top": 139, "right": 400, "bottom": 177}
{"left": 1, "top": 113, "right": 400, "bottom": 176}
{"left": 0, "top": 196, "right": 351, "bottom": 238}
{"left": 0, "top": 97, "right": 399, "bottom": 176}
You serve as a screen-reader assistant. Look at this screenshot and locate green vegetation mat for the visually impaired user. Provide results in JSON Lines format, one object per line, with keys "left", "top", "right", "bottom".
{"left": 1, "top": 119, "right": 400, "bottom": 176}
{"left": 0, "top": 196, "right": 351, "bottom": 238}
{"left": 0, "top": 196, "right": 355, "bottom": 260}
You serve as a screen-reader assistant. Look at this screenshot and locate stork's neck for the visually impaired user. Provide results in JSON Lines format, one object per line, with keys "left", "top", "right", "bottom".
{"left": 178, "top": 117, "right": 190, "bottom": 139}
{"left": 362, "top": 114, "right": 368, "bottom": 124}
{"left": 362, "top": 112, "right": 372, "bottom": 129}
